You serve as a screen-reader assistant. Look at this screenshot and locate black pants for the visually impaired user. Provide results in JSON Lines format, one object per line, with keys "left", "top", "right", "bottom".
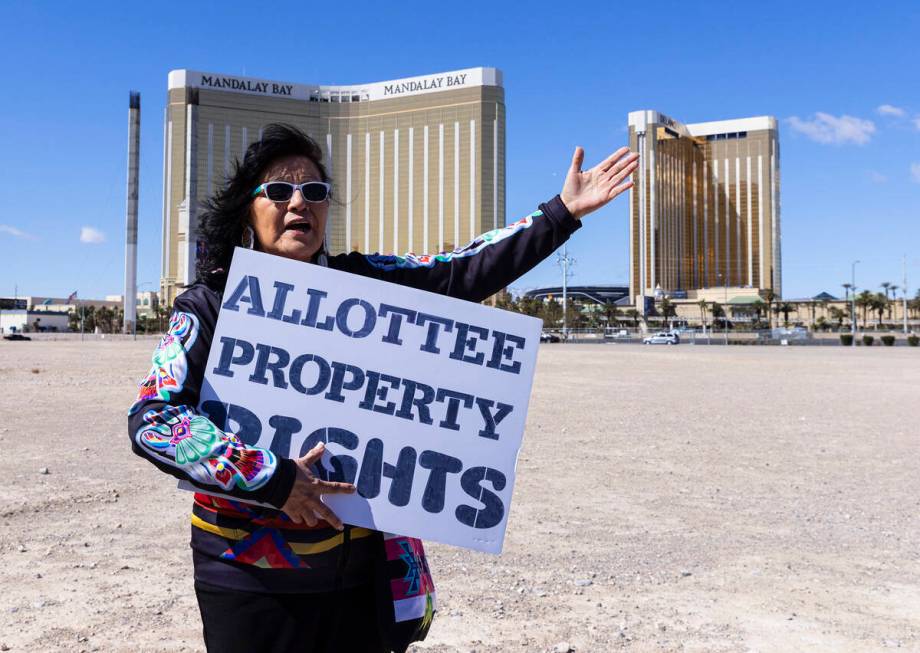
{"left": 195, "top": 581, "right": 387, "bottom": 653}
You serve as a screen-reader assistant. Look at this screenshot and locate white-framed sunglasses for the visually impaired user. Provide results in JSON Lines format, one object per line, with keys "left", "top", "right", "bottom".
{"left": 251, "top": 181, "right": 331, "bottom": 203}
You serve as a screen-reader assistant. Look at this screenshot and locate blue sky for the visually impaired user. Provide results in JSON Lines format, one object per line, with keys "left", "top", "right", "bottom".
{"left": 1, "top": 0, "right": 918, "bottom": 301}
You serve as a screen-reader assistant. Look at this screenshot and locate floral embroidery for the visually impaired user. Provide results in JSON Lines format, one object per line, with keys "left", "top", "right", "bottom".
{"left": 130, "top": 311, "right": 199, "bottom": 413}
{"left": 136, "top": 405, "right": 276, "bottom": 491}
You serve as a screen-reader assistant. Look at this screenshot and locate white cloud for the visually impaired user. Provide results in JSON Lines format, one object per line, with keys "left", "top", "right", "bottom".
{"left": 913, "top": 116, "right": 920, "bottom": 131}
{"left": 911, "top": 163, "right": 920, "bottom": 184}
{"left": 877, "top": 104, "right": 906, "bottom": 117}
{"left": 0, "top": 224, "right": 36, "bottom": 239}
{"left": 867, "top": 170, "right": 887, "bottom": 183}
{"left": 79, "top": 226, "right": 106, "bottom": 244}
{"left": 786, "top": 112, "right": 876, "bottom": 145}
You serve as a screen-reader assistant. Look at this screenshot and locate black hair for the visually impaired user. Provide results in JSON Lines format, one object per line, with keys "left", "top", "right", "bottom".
{"left": 195, "top": 123, "right": 330, "bottom": 285}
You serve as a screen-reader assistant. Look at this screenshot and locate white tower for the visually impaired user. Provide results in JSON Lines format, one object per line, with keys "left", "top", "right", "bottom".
{"left": 124, "top": 91, "right": 140, "bottom": 334}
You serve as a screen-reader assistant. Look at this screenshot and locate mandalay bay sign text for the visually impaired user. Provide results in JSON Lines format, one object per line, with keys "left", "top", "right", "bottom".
{"left": 174, "top": 68, "right": 495, "bottom": 103}
{"left": 194, "top": 249, "right": 541, "bottom": 553}
{"left": 383, "top": 73, "right": 469, "bottom": 96}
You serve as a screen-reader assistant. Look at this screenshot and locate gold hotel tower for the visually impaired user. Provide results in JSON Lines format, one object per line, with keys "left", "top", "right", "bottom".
{"left": 161, "top": 67, "right": 506, "bottom": 303}
{"left": 628, "top": 111, "right": 781, "bottom": 309}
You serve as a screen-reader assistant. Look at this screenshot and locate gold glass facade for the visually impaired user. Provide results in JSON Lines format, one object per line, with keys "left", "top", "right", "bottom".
{"left": 161, "top": 68, "right": 505, "bottom": 303}
{"left": 628, "top": 111, "right": 781, "bottom": 306}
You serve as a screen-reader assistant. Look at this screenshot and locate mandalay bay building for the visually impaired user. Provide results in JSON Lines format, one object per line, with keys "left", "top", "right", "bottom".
{"left": 628, "top": 111, "right": 781, "bottom": 309}
{"left": 160, "top": 68, "right": 505, "bottom": 303}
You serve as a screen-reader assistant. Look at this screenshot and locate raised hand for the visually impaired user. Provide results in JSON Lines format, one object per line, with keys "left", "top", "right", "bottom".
{"left": 280, "top": 442, "right": 356, "bottom": 530}
{"left": 560, "top": 146, "right": 639, "bottom": 220}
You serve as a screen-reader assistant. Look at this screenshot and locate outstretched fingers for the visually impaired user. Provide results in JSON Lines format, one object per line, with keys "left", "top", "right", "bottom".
{"left": 602, "top": 152, "right": 639, "bottom": 181}
{"left": 606, "top": 179, "right": 635, "bottom": 200}
{"left": 317, "top": 479, "right": 357, "bottom": 495}
{"left": 604, "top": 158, "right": 639, "bottom": 187}
{"left": 597, "top": 146, "right": 632, "bottom": 173}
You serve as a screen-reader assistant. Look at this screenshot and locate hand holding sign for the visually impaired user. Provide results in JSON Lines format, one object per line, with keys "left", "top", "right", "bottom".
{"left": 197, "top": 249, "right": 542, "bottom": 552}
{"left": 560, "top": 146, "right": 639, "bottom": 219}
{"left": 281, "top": 442, "right": 356, "bottom": 529}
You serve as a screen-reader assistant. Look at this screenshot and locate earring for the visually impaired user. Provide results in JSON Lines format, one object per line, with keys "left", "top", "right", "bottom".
{"left": 241, "top": 225, "right": 255, "bottom": 249}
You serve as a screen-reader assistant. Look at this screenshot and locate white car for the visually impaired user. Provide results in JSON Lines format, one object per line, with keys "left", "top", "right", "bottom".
{"left": 643, "top": 331, "right": 679, "bottom": 345}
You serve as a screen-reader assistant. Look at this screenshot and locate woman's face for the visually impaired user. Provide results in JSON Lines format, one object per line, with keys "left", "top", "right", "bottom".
{"left": 249, "top": 155, "right": 329, "bottom": 262}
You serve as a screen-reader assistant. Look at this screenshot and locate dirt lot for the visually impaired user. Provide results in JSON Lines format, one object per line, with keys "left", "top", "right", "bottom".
{"left": 0, "top": 340, "right": 918, "bottom": 652}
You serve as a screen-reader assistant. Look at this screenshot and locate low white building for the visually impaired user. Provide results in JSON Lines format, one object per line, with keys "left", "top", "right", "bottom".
{"left": 0, "top": 310, "right": 71, "bottom": 334}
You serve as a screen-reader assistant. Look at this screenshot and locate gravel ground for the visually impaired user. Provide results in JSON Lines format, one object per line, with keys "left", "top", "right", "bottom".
{"left": 0, "top": 341, "right": 918, "bottom": 652}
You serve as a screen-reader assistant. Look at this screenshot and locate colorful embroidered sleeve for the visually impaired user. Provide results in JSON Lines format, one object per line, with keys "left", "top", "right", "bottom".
{"left": 127, "top": 289, "right": 296, "bottom": 508}
{"left": 329, "top": 195, "right": 581, "bottom": 302}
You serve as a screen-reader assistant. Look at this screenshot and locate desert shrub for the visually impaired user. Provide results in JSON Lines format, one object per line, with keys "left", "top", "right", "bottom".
{"left": 862, "top": 335, "right": 874, "bottom": 346}
{"left": 839, "top": 334, "right": 853, "bottom": 346}
{"left": 881, "top": 335, "right": 895, "bottom": 347}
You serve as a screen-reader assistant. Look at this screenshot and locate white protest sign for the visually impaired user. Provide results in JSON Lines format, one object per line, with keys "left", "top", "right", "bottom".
{"left": 192, "top": 248, "right": 542, "bottom": 553}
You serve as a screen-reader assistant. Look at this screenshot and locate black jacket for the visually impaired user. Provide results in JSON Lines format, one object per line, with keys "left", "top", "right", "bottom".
{"left": 128, "top": 195, "right": 580, "bottom": 592}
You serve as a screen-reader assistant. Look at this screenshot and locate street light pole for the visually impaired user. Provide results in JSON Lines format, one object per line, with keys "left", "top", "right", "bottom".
{"left": 851, "top": 259, "right": 860, "bottom": 347}
{"left": 903, "top": 255, "right": 910, "bottom": 335}
{"left": 556, "top": 245, "right": 575, "bottom": 341}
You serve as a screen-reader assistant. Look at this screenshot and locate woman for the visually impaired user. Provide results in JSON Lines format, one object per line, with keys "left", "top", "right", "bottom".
{"left": 129, "top": 123, "right": 637, "bottom": 652}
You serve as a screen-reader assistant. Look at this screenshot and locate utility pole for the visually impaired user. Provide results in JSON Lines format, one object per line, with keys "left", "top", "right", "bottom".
{"left": 851, "top": 260, "right": 860, "bottom": 347}
{"left": 556, "top": 244, "right": 575, "bottom": 341}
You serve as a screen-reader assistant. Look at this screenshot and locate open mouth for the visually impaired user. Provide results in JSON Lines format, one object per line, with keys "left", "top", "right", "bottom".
{"left": 285, "top": 220, "right": 313, "bottom": 234}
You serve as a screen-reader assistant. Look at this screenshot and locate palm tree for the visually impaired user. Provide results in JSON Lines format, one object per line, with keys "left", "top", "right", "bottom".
{"left": 658, "top": 297, "right": 677, "bottom": 328}
{"left": 872, "top": 292, "right": 887, "bottom": 326}
{"left": 855, "top": 290, "right": 873, "bottom": 328}
{"left": 880, "top": 282, "right": 892, "bottom": 322}
{"left": 603, "top": 303, "right": 619, "bottom": 327}
{"left": 626, "top": 308, "right": 641, "bottom": 329}
{"left": 697, "top": 299, "right": 708, "bottom": 328}
{"left": 829, "top": 306, "right": 847, "bottom": 329}
{"left": 842, "top": 283, "right": 853, "bottom": 330}
{"left": 888, "top": 285, "right": 899, "bottom": 320}
{"left": 764, "top": 289, "right": 775, "bottom": 329}
{"left": 751, "top": 299, "right": 766, "bottom": 325}
{"left": 773, "top": 302, "right": 795, "bottom": 328}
